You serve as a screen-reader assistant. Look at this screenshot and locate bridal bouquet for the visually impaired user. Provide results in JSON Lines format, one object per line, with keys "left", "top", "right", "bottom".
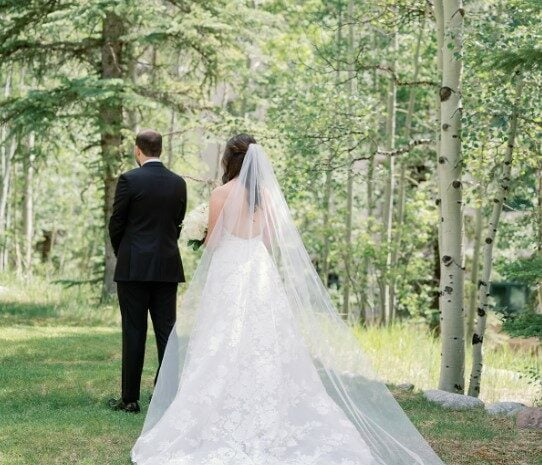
{"left": 182, "top": 203, "right": 209, "bottom": 250}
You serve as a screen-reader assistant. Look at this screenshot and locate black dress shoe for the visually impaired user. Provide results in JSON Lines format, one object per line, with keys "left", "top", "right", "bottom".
{"left": 108, "top": 398, "right": 140, "bottom": 413}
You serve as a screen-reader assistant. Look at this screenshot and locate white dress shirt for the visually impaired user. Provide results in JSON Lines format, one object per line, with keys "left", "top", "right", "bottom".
{"left": 142, "top": 158, "right": 162, "bottom": 165}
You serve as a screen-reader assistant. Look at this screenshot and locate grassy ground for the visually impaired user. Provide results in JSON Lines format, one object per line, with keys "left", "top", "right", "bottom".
{"left": 0, "top": 275, "right": 541, "bottom": 465}
{"left": 356, "top": 323, "right": 541, "bottom": 405}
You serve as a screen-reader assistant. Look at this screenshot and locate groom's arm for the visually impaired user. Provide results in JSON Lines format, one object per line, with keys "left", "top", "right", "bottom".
{"left": 175, "top": 178, "right": 187, "bottom": 239}
{"left": 108, "top": 174, "right": 130, "bottom": 256}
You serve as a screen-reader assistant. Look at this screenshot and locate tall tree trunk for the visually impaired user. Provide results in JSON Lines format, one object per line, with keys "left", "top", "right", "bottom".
{"left": 23, "top": 131, "right": 35, "bottom": 274}
{"left": 342, "top": 0, "right": 355, "bottom": 319}
{"left": 537, "top": 153, "right": 542, "bottom": 313}
{"left": 0, "top": 71, "right": 15, "bottom": 271}
{"left": 126, "top": 45, "right": 139, "bottom": 133}
{"left": 167, "top": 110, "right": 176, "bottom": 169}
{"left": 380, "top": 25, "right": 397, "bottom": 325}
{"left": 321, "top": 2, "right": 344, "bottom": 289}
{"left": 389, "top": 163, "right": 405, "bottom": 321}
{"left": 434, "top": 0, "right": 445, "bottom": 316}
{"left": 321, "top": 162, "right": 332, "bottom": 286}
{"left": 12, "top": 162, "right": 22, "bottom": 276}
{"left": 388, "top": 11, "right": 426, "bottom": 323}
{"left": 436, "top": 0, "right": 466, "bottom": 394}
{"left": 101, "top": 11, "right": 125, "bottom": 299}
{"left": 466, "top": 204, "right": 483, "bottom": 343}
{"left": 468, "top": 73, "right": 524, "bottom": 397}
{"left": 360, "top": 152, "right": 375, "bottom": 322}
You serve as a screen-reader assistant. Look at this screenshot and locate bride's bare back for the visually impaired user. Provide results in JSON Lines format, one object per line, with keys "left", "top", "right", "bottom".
{"left": 207, "top": 178, "right": 266, "bottom": 241}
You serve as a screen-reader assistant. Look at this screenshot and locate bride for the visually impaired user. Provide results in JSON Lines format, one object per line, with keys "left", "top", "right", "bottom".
{"left": 131, "top": 134, "right": 445, "bottom": 465}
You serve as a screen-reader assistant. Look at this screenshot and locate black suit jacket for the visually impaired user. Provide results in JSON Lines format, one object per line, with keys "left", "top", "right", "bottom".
{"left": 108, "top": 162, "right": 187, "bottom": 282}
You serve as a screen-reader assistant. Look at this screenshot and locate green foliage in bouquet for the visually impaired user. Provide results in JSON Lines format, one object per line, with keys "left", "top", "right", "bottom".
{"left": 187, "top": 239, "right": 204, "bottom": 251}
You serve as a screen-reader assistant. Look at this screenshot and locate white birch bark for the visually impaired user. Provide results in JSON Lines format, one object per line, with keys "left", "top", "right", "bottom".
{"left": 167, "top": 53, "right": 181, "bottom": 169}
{"left": 323, "top": 3, "right": 344, "bottom": 289}
{"left": 467, "top": 73, "right": 524, "bottom": 397}
{"left": 342, "top": 0, "right": 355, "bottom": 319}
{"left": 434, "top": 0, "right": 444, "bottom": 280}
{"left": 380, "top": 25, "right": 397, "bottom": 325}
{"left": 465, "top": 204, "right": 483, "bottom": 343}
{"left": 0, "top": 71, "right": 15, "bottom": 272}
{"left": 23, "top": 131, "right": 35, "bottom": 274}
{"left": 537, "top": 154, "right": 542, "bottom": 313}
{"left": 436, "top": 0, "right": 466, "bottom": 393}
{"left": 360, "top": 152, "right": 375, "bottom": 322}
{"left": 321, "top": 164, "right": 332, "bottom": 287}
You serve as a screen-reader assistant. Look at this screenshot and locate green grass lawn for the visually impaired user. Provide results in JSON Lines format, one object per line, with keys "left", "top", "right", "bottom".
{"left": 0, "top": 275, "right": 541, "bottom": 465}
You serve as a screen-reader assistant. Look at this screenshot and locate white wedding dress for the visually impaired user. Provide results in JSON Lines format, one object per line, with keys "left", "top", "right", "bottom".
{"left": 131, "top": 145, "right": 445, "bottom": 465}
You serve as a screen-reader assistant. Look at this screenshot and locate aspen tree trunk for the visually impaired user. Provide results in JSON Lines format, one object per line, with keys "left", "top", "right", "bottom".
{"left": 466, "top": 204, "right": 482, "bottom": 343}
{"left": 0, "top": 71, "right": 14, "bottom": 271}
{"left": 167, "top": 110, "right": 176, "bottom": 169}
{"left": 321, "top": 164, "right": 332, "bottom": 287}
{"left": 468, "top": 74, "right": 524, "bottom": 397}
{"left": 389, "top": 164, "right": 405, "bottom": 322}
{"left": 360, "top": 152, "right": 375, "bottom": 322}
{"left": 380, "top": 25, "right": 397, "bottom": 325}
{"left": 0, "top": 143, "right": 12, "bottom": 272}
{"left": 536, "top": 151, "right": 542, "bottom": 314}
{"left": 126, "top": 47, "right": 139, "bottom": 134}
{"left": 167, "top": 53, "right": 181, "bottom": 169}
{"left": 101, "top": 11, "right": 125, "bottom": 299}
{"left": 12, "top": 162, "right": 22, "bottom": 276}
{"left": 434, "top": 0, "right": 444, "bottom": 280}
{"left": 389, "top": 12, "right": 426, "bottom": 322}
{"left": 436, "top": 0, "right": 466, "bottom": 394}
{"left": 0, "top": 139, "right": 16, "bottom": 271}
{"left": 23, "top": 131, "right": 35, "bottom": 274}
{"left": 342, "top": 0, "right": 355, "bottom": 319}
{"left": 321, "top": 3, "right": 344, "bottom": 288}
{"left": 360, "top": 33, "right": 381, "bottom": 323}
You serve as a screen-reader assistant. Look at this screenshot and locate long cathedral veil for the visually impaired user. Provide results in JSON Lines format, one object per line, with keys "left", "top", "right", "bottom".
{"left": 139, "top": 144, "right": 444, "bottom": 465}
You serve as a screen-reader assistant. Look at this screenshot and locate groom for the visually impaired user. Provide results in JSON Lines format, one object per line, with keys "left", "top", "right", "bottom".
{"left": 108, "top": 129, "right": 187, "bottom": 413}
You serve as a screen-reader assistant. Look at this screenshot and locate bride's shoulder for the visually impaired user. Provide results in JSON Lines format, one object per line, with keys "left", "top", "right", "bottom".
{"left": 209, "top": 183, "right": 230, "bottom": 210}
{"left": 211, "top": 180, "right": 235, "bottom": 199}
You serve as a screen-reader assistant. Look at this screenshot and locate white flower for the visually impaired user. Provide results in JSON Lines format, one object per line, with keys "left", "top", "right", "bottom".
{"left": 182, "top": 202, "right": 209, "bottom": 242}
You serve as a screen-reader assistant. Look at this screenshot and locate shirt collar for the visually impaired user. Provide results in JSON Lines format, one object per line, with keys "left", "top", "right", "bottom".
{"left": 142, "top": 158, "right": 162, "bottom": 166}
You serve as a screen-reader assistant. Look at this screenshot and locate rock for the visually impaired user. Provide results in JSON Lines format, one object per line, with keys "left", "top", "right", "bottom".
{"left": 516, "top": 407, "right": 542, "bottom": 429}
{"left": 486, "top": 402, "right": 526, "bottom": 416}
{"left": 423, "top": 389, "right": 485, "bottom": 410}
{"left": 397, "top": 383, "right": 415, "bottom": 392}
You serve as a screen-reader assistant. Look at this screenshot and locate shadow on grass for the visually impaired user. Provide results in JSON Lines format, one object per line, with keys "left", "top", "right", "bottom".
{"left": 0, "top": 328, "right": 159, "bottom": 417}
{"left": 0, "top": 300, "right": 58, "bottom": 324}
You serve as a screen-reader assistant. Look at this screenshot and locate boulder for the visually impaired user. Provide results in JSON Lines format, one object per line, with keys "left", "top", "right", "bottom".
{"left": 397, "top": 383, "right": 415, "bottom": 392}
{"left": 423, "top": 389, "right": 485, "bottom": 410}
{"left": 486, "top": 402, "right": 526, "bottom": 416}
{"left": 516, "top": 407, "right": 542, "bottom": 429}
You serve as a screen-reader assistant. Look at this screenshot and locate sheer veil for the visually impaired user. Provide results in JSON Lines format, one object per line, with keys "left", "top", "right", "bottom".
{"left": 139, "top": 144, "right": 444, "bottom": 465}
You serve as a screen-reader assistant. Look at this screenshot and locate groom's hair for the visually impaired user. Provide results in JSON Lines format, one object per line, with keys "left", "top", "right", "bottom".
{"left": 136, "top": 129, "right": 162, "bottom": 158}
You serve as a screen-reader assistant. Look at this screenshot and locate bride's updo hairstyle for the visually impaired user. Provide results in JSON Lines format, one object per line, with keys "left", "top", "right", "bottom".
{"left": 221, "top": 133, "right": 257, "bottom": 184}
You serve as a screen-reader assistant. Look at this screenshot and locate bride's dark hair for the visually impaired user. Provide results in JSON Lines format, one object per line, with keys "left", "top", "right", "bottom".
{"left": 221, "top": 133, "right": 257, "bottom": 184}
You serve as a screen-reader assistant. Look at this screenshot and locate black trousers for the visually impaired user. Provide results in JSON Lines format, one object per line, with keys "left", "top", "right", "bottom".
{"left": 117, "top": 281, "right": 178, "bottom": 403}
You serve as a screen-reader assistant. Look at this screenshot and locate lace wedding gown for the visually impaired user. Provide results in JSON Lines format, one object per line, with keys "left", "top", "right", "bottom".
{"left": 132, "top": 232, "right": 375, "bottom": 464}
{"left": 131, "top": 145, "right": 444, "bottom": 465}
